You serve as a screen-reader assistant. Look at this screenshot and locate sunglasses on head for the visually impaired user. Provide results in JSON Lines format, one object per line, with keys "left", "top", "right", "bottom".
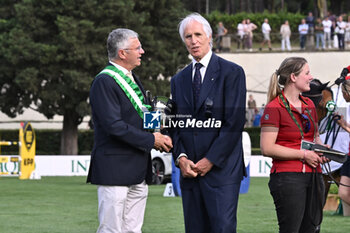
{"left": 301, "top": 113, "right": 311, "bottom": 133}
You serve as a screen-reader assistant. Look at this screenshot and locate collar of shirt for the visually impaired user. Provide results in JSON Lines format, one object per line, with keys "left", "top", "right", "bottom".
{"left": 109, "top": 60, "right": 132, "bottom": 77}
{"left": 278, "top": 90, "right": 310, "bottom": 115}
{"left": 191, "top": 50, "right": 212, "bottom": 83}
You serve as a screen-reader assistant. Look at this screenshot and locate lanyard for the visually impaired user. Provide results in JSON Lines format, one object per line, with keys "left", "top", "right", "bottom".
{"left": 279, "top": 93, "right": 316, "bottom": 141}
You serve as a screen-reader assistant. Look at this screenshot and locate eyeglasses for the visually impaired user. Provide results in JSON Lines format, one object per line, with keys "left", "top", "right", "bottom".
{"left": 301, "top": 113, "right": 311, "bottom": 133}
{"left": 123, "top": 45, "right": 143, "bottom": 52}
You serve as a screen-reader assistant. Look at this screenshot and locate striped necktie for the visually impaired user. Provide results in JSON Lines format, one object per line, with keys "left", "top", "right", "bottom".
{"left": 192, "top": 63, "right": 203, "bottom": 106}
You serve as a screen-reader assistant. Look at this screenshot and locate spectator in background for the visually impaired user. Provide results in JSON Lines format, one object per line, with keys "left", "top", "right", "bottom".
{"left": 216, "top": 21, "right": 228, "bottom": 53}
{"left": 237, "top": 19, "right": 246, "bottom": 51}
{"left": 250, "top": 103, "right": 266, "bottom": 128}
{"left": 315, "top": 18, "right": 325, "bottom": 50}
{"left": 259, "top": 18, "right": 272, "bottom": 51}
{"left": 345, "top": 15, "right": 350, "bottom": 49}
{"left": 306, "top": 12, "right": 315, "bottom": 50}
{"left": 327, "top": 11, "right": 337, "bottom": 45}
{"left": 298, "top": 19, "right": 309, "bottom": 50}
{"left": 280, "top": 20, "right": 291, "bottom": 51}
{"left": 258, "top": 103, "right": 265, "bottom": 116}
{"left": 247, "top": 94, "right": 257, "bottom": 127}
{"left": 253, "top": 103, "right": 266, "bottom": 127}
{"left": 306, "top": 12, "right": 315, "bottom": 35}
{"left": 322, "top": 16, "right": 332, "bottom": 49}
{"left": 328, "top": 12, "right": 337, "bottom": 48}
{"left": 336, "top": 16, "right": 346, "bottom": 50}
{"left": 327, "top": 11, "right": 337, "bottom": 24}
{"left": 332, "top": 20, "right": 338, "bottom": 48}
{"left": 245, "top": 18, "right": 257, "bottom": 52}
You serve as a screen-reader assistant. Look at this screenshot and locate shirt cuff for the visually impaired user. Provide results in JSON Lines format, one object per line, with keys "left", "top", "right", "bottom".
{"left": 175, "top": 153, "right": 188, "bottom": 166}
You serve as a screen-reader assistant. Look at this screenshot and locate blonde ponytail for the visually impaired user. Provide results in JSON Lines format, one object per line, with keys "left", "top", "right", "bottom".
{"left": 266, "top": 57, "right": 307, "bottom": 103}
{"left": 267, "top": 72, "right": 282, "bottom": 103}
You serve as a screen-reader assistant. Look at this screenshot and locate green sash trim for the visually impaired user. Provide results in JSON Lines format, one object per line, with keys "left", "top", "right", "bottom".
{"left": 99, "top": 65, "right": 152, "bottom": 119}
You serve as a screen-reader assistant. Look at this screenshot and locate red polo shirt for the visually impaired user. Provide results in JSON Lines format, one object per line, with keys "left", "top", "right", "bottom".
{"left": 260, "top": 93, "right": 322, "bottom": 173}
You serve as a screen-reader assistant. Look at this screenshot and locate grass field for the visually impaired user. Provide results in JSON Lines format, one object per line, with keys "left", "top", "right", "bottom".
{"left": 0, "top": 176, "right": 349, "bottom": 233}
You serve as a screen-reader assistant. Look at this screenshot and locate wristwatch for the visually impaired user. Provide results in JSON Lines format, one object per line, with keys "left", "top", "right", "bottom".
{"left": 175, "top": 153, "right": 188, "bottom": 166}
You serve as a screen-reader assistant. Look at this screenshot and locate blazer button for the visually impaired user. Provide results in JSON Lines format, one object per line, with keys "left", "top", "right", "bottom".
{"left": 194, "top": 133, "right": 198, "bottom": 136}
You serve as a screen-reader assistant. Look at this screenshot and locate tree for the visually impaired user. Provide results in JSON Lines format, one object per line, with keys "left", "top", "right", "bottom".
{"left": 225, "top": 0, "right": 235, "bottom": 14}
{"left": 131, "top": 0, "right": 189, "bottom": 94}
{"left": 317, "top": 0, "right": 328, "bottom": 18}
{"left": 0, "top": 0, "right": 188, "bottom": 155}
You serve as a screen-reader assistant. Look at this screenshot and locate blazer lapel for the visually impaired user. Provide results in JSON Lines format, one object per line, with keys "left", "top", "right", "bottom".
{"left": 195, "top": 54, "right": 220, "bottom": 113}
{"left": 181, "top": 64, "right": 194, "bottom": 111}
{"left": 133, "top": 75, "right": 147, "bottom": 100}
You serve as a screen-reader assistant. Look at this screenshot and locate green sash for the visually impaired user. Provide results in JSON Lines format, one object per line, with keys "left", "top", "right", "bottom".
{"left": 99, "top": 65, "right": 152, "bottom": 119}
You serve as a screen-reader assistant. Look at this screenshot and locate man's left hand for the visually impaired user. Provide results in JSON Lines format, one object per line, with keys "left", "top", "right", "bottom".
{"left": 194, "top": 158, "right": 213, "bottom": 176}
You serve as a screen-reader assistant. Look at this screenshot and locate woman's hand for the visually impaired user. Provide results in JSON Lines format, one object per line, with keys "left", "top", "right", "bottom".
{"left": 336, "top": 114, "right": 347, "bottom": 129}
{"left": 304, "top": 150, "right": 324, "bottom": 168}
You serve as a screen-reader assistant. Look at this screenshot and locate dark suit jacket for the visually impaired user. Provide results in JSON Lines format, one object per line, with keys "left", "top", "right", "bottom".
{"left": 87, "top": 63, "right": 154, "bottom": 186}
{"left": 171, "top": 53, "right": 246, "bottom": 187}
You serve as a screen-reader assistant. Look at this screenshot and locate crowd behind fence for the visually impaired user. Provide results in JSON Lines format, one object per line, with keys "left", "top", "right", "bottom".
{"left": 214, "top": 13, "right": 350, "bottom": 53}
{"left": 218, "top": 32, "right": 350, "bottom": 52}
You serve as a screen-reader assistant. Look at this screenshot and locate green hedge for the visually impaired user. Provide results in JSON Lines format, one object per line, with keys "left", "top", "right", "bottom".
{"left": 0, "top": 128, "right": 261, "bottom": 155}
{"left": 244, "top": 127, "right": 261, "bottom": 155}
{"left": 0, "top": 129, "right": 94, "bottom": 155}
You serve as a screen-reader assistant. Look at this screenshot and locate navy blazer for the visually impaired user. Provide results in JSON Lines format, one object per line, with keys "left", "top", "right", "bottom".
{"left": 87, "top": 64, "right": 154, "bottom": 186}
{"left": 171, "top": 53, "right": 246, "bottom": 187}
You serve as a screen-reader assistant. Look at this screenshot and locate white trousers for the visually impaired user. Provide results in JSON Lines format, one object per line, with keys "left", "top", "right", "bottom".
{"left": 97, "top": 181, "right": 148, "bottom": 233}
{"left": 281, "top": 37, "right": 291, "bottom": 51}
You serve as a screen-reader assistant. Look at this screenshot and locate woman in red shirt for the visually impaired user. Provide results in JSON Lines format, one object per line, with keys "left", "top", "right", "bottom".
{"left": 260, "top": 57, "right": 328, "bottom": 233}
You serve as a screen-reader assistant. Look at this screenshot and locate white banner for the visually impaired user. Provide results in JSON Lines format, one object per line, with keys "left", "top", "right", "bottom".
{"left": 1, "top": 155, "right": 272, "bottom": 177}
{"left": 35, "top": 156, "right": 90, "bottom": 176}
{"left": 249, "top": 155, "right": 272, "bottom": 177}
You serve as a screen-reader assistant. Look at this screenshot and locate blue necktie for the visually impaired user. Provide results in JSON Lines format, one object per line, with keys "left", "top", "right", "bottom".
{"left": 193, "top": 63, "right": 203, "bottom": 106}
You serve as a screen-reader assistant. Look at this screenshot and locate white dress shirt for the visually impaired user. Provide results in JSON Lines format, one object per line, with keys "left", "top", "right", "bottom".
{"left": 191, "top": 50, "right": 212, "bottom": 83}
{"left": 109, "top": 60, "right": 135, "bottom": 83}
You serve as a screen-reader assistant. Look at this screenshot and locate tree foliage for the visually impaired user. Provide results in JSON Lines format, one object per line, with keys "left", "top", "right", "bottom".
{"left": 0, "top": 0, "right": 188, "bottom": 154}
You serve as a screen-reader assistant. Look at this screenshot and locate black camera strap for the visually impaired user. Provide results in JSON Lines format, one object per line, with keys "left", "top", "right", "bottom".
{"left": 323, "top": 160, "right": 350, "bottom": 188}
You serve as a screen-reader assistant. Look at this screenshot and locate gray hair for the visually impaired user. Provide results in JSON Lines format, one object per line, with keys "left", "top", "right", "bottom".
{"left": 178, "top": 13, "right": 213, "bottom": 48}
{"left": 107, "top": 28, "right": 138, "bottom": 60}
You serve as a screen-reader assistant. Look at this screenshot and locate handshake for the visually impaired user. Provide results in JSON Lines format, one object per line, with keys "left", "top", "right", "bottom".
{"left": 153, "top": 132, "right": 173, "bottom": 152}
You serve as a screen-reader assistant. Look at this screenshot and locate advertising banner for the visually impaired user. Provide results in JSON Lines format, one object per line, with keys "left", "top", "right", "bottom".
{"left": 19, "top": 122, "right": 36, "bottom": 179}
{"left": 0, "top": 156, "right": 20, "bottom": 176}
{"left": 1, "top": 155, "right": 271, "bottom": 177}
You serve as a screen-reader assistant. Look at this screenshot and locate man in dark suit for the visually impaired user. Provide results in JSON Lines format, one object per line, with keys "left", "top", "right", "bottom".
{"left": 87, "top": 28, "right": 172, "bottom": 233}
{"left": 171, "top": 13, "right": 246, "bottom": 233}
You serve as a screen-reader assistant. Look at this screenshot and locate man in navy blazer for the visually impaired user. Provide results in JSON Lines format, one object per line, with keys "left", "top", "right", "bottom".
{"left": 87, "top": 28, "right": 172, "bottom": 233}
{"left": 171, "top": 13, "right": 246, "bottom": 233}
